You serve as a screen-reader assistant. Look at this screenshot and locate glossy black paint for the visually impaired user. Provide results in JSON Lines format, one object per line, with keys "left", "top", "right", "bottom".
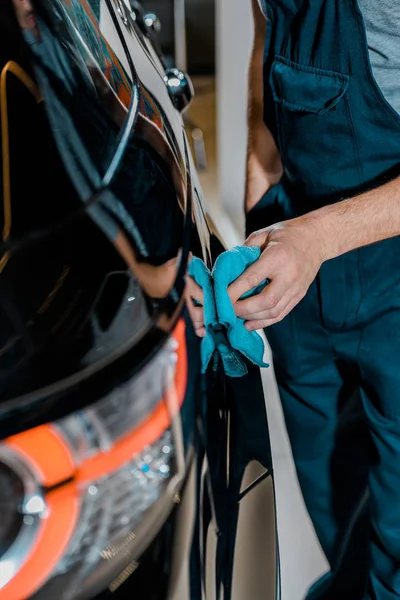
{"left": 0, "top": 0, "right": 194, "bottom": 429}
{"left": 0, "top": 1, "right": 213, "bottom": 596}
{"left": 0, "top": 1, "right": 277, "bottom": 598}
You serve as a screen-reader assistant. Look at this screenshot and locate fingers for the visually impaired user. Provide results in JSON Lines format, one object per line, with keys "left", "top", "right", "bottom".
{"left": 185, "top": 274, "right": 205, "bottom": 337}
{"left": 233, "top": 278, "right": 289, "bottom": 319}
{"left": 185, "top": 275, "right": 204, "bottom": 305}
{"left": 189, "top": 304, "right": 205, "bottom": 328}
{"left": 243, "top": 228, "right": 271, "bottom": 249}
{"left": 228, "top": 261, "right": 270, "bottom": 304}
{"left": 228, "top": 241, "right": 283, "bottom": 302}
{"left": 244, "top": 295, "right": 303, "bottom": 331}
{"left": 185, "top": 293, "right": 206, "bottom": 337}
{"left": 238, "top": 294, "right": 292, "bottom": 322}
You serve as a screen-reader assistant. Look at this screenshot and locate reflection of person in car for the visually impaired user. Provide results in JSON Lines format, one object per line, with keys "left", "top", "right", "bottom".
{"left": 113, "top": 229, "right": 176, "bottom": 298}
{"left": 114, "top": 227, "right": 203, "bottom": 335}
{"left": 12, "top": 0, "right": 40, "bottom": 41}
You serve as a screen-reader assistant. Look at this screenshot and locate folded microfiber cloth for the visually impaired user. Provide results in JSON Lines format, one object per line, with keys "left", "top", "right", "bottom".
{"left": 188, "top": 246, "right": 269, "bottom": 377}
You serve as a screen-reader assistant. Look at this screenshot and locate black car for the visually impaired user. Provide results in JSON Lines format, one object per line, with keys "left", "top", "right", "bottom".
{"left": 0, "top": 1, "right": 279, "bottom": 598}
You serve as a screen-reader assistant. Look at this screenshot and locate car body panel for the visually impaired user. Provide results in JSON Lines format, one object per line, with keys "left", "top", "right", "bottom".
{"left": 0, "top": 2, "right": 278, "bottom": 599}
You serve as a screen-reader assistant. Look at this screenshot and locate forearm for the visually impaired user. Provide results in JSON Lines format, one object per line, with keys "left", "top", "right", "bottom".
{"left": 301, "top": 176, "right": 400, "bottom": 261}
{"left": 246, "top": 0, "right": 282, "bottom": 210}
{"left": 231, "top": 175, "right": 400, "bottom": 329}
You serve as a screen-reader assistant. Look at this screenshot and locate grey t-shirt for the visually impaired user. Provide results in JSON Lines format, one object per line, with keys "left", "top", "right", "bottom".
{"left": 257, "top": 0, "right": 400, "bottom": 116}
{"left": 358, "top": 0, "right": 400, "bottom": 116}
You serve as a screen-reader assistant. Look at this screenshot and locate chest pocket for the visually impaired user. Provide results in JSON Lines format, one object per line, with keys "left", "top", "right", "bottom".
{"left": 270, "top": 56, "right": 362, "bottom": 197}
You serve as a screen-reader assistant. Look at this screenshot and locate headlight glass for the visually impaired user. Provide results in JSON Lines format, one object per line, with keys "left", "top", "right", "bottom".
{"left": 0, "top": 463, "right": 24, "bottom": 557}
{"left": 0, "top": 320, "right": 187, "bottom": 600}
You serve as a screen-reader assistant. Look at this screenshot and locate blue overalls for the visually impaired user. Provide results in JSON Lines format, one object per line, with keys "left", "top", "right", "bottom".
{"left": 246, "top": 1, "right": 400, "bottom": 598}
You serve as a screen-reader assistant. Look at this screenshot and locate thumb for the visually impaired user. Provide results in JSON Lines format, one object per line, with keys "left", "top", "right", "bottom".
{"left": 243, "top": 228, "right": 272, "bottom": 249}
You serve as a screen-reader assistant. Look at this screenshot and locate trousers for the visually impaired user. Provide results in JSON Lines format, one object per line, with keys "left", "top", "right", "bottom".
{"left": 265, "top": 248, "right": 400, "bottom": 599}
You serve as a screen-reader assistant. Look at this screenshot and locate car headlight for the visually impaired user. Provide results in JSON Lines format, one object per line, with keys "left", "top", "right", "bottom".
{"left": 0, "top": 320, "right": 187, "bottom": 600}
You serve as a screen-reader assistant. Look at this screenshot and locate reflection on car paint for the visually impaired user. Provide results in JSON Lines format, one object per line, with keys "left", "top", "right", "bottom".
{"left": 0, "top": 3, "right": 277, "bottom": 599}
{"left": 64, "top": 0, "right": 132, "bottom": 107}
{"left": 0, "top": 0, "right": 188, "bottom": 405}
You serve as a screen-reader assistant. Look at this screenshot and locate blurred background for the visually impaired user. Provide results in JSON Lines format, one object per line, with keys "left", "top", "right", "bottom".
{"left": 140, "top": 2, "right": 329, "bottom": 599}
{"left": 141, "top": 0, "right": 250, "bottom": 246}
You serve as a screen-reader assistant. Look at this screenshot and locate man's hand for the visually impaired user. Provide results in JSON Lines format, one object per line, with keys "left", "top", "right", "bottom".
{"left": 228, "top": 219, "right": 326, "bottom": 330}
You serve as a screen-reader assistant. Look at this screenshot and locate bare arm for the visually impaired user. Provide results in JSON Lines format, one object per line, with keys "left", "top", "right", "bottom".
{"left": 245, "top": 0, "right": 282, "bottom": 213}
{"left": 230, "top": 175, "right": 400, "bottom": 330}
{"left": 307, "top": 176, "right": 400, "bottom": 260}
{"left": 233, "top": 2, "right": 400, "bottom": 328}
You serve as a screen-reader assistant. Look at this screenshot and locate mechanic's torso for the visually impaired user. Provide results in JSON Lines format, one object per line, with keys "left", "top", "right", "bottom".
{"left": 259, "top": 0, "right": 400, "bottom": 205}
{"left": 251, "top": 0, "right": 400, "bottom": 317}
{"left": 259, "top": 0, "right": 400, "bottom": 118}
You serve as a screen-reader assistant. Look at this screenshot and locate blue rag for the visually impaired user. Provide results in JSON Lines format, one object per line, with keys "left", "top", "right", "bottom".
{"left": 188, "top": 246, "right": 269, "bottom": 377}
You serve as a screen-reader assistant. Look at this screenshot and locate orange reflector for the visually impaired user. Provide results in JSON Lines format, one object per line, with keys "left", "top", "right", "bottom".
{"left": 77, "top": 319, "right": 188, "bottom": 484}
{"left": 1, "top": 319, "right": 188, "bottom": 597}
{"left": 7, "top": 424, "right": 76, "bottom": 487}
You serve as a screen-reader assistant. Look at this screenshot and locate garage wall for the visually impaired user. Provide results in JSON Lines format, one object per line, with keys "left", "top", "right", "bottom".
{"left": 216, "top": 0, "right": 253, "bottom": 235}
{"left": 141, "top": 0, "right": 252, "bottom": 232}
